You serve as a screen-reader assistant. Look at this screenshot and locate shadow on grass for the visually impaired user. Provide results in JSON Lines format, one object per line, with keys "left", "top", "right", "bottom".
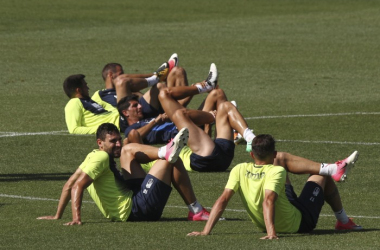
{"left": 0, "top": 173, "right": 72, "bottom": 182}
{"left": 158, "top": 217, "right": 245, "bottom": 222}
{"left": 310, "top": 228, "right": 379, "bottom": 234}
{"left": 278, "top": 228, "right": 378, "bottom": 238}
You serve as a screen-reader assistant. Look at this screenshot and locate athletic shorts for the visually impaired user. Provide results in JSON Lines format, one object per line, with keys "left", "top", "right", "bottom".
{"left": 285, "top": 182, "right": 325, "bottom": 233}
{"left": 139, "top": 97, "right": 164, "bottom": 119}
{"left": 126, "top": 174, "right": 172, "bottom": 222}
{"left": 189, "top": 138, "right": 235, "bottom": 172}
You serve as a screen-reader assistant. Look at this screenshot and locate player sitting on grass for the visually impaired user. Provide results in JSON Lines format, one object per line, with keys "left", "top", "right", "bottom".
{"left": 187, "top": 134, "right": 362, "bottom": 238}
{"left": 37, "top": 123, "right": 211, "bottom": 223}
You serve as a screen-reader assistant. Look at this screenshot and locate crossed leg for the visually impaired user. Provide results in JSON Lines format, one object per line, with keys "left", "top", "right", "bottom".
{"left": 120, "top": 143, "right": 198, "bottom": 206}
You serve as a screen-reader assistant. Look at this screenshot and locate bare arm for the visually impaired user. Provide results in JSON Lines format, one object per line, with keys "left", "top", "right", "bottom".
{"left": 37, "top": 168, "right": 83, "bottom": 220}
{"left": 119, "top": 73, "right": 153, "bottom": 78}
{"left": 260, "top": 189, "right": 279, "bottom": 240}
{"left": 187, "top": 189, "right": 235, "bottom": 236}
{"left": 64, "top": 172, "right": 93, "bottom": 226}
{"left": 135, "top": 114, "right": 168, "bottom": 139}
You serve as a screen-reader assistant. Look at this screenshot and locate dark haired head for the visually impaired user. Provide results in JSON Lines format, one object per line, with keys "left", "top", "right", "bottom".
{"left": 63, "top": 74, "right": 86, "bottom": 98}
{"left": 96, "top": 123, "right": 120, "bottom": 141}
{"left": 251, "top": 134, "right": 276, "bottom": 160}
{"left": 117, "top": 95, "right": 139, "bottom": 119}
{"left": 102, "top": 63, "right": 123, "bottom": 81}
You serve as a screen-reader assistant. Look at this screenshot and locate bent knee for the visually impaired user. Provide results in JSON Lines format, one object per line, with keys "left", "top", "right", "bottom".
{"left": 170, "top": 66, "right": 186, "bottom": 77}
{"left": 209, "top": 88, "right": 225, "bottom": 97}
{"left": 121, "top": 143, "right": 137, "bottom": 154}
{"left": 158, "top": 86, "right": 171, "bottom": 101}
{"left": 274, "top": 151, "right": 287, "bottom": 167}
{"left": 172, "top": 108, "right": 188, "bottom": 120}
{"left": 115, "top": 77, "right": 131, "bottom": 89}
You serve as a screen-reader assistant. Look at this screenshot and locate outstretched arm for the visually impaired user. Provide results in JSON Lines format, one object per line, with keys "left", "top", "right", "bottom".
{"left": 187, "top": 189, "right": 234, "bottom": 236}
{"left": 64, "top": 172, "right": 93, "bottom": 226}
{"left": 37, "top": 168, "right": 83, "bottom": 220}
{"left": 261, "top": 189, "right": 279, "bottom": 240}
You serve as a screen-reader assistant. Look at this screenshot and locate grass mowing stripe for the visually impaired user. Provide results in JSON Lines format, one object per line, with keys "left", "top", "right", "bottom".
{"left": 277, "top": 139, "right": 380, "bottom": 146}
{"left": 245, "top": 112, "right": 380, "bottom": 120}
{"left": 1, "top": 193, "right": 379, "bottom": 219}
{"left": 2, "top": 131, "right": 377, "bottom": 146}
{"left": 0, "top": 131, "right": 68, "bottom": 137}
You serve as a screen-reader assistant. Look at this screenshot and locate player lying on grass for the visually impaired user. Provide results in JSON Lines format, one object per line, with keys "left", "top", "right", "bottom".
{"left": 63, "top": 54, "right": 179, "bottom": 134}
{"left": 117, "top": 63, "right": 220, "bottom": 145}
{"left": 94, "top": 53, "right": 192, "bottom": 113}
{"left": 187, "top": 134, "right": 362, "bottom": 238}
{"left": 124, "top": 63, "right": 361, "bottom": 177}
{"left": 37, "top": 123, "right": 211, "bottom": 223}
{"left": 93, "top": 54, "right": 194, "bottom": 133}
{"left": 117, "top": 72, "right": 221, "bottom": 145}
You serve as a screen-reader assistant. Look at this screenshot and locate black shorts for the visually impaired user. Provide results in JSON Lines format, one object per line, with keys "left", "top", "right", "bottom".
{"left": 126, "top": 174, "right": 172, "bottom": 222}
{"left": 189, "top": 138, "right": 235, "bottom": 172}
{"left": 285, "top": 182, "right": 325, "bottom": 233}
{"left": 139, "top": 97, "right": 164, "bottom": 119}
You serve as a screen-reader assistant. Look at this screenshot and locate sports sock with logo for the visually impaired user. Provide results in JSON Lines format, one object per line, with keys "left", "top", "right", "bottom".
{"left": 188, "top": 201, "right": 203, "bottom": 214}
{"left": 319, "top": 163, "right": 337, "bottom": 176}
{"left": 335, "top": 208, "right": 349, "bottom": 224}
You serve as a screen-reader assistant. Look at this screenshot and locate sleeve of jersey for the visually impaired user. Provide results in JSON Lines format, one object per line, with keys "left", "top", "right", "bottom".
{"left": 124, "top": 122, "right": 142, "bottom": 137}
{"left": 225, "top": 164, "right": 242, "bottom": 192}
{"left": 65, "top": 99, "right": 98, "bottom": 134}
{"left": 263, "top": 166, "right": 286, "bottom": 195}
{"left": 80, "top": 151, "right": 109, "bottom": 180}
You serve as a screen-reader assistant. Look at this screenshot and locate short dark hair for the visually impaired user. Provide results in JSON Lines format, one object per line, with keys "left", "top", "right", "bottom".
{"left": 63, "top": 74, "right": 85, "bottom": 98}
{"left": 117, "top": 95, "right": 139, "bottom": 118}
{"left": 96, "top": 123, "right": 120, "bottom": 141}
{"left": 251, "top": 134, "right": 276, "bottom": 160}
{"left": 102, "top": 63, "right": 123, "bottom": 80}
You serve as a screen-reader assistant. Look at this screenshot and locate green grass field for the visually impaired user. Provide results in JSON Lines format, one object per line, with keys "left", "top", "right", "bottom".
{"left": 1, "top": 0, "right": 380, "bottom": 249}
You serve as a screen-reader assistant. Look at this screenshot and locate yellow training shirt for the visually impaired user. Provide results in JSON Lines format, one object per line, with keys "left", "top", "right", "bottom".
{"left": 226, "top": 162, "right": 301, "bottom": 233}
{"left": 80, "top": 150, "right": 133, "bottom": 221}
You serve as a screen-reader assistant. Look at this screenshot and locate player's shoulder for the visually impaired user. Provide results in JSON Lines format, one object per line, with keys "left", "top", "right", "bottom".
{"left": 232, "top": 162, "right": 254, "bottom": 172}
{"left": 65, "top": 97, "right": 81, "bottom": 109}
{"left": 88, "top": 149, "right": 109, "bottom": 161}
{"left": 91, "top": 90, "right": 100, "bottom": 97}
{"left": 265, "top": 164, "right": 286, "bottom": 175}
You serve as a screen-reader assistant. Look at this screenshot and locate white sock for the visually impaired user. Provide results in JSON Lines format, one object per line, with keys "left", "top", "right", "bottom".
{"left": 188, "top": 201, "right": 203, "bottom": 214}
{"left": 335, "top": 209, "right": 349, "bottom": 224}
{"left": 195, "top": 83, "right": 210, "bottom": 93}
{"left": 157, "top": 145, "right": 166, "bottom": 159}
{"left": 243, "top": 128, "right": 255, "bottom": 142}
{"left": 145, "top": 75, "right": 159, "bottom": 86}
{"left": 319, "top": 163, "right": 337, "bottom": 176}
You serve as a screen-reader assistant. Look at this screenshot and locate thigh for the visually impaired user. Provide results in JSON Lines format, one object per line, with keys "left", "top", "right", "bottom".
{"left": 287, "top": 182, "right": 325, "bottom": 232}
{"left": 139, "top": 96, "right": 163, "bottom": 118}
{"left": 190, "top": 139, "right": 235, "bottom": 172}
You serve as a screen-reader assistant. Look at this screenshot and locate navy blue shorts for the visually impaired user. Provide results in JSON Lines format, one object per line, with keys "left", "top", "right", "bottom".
{"left": 285, "top": 182, "right": 325, "bottom": 233}
{"left": 190, "top": 138, "right": 235, "bottom": 172}
{"left": 139, "top": 97, "right": 164, "bottom": 119}
{"left": 126, "top": 174, "right": 172, "bottom": 221}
